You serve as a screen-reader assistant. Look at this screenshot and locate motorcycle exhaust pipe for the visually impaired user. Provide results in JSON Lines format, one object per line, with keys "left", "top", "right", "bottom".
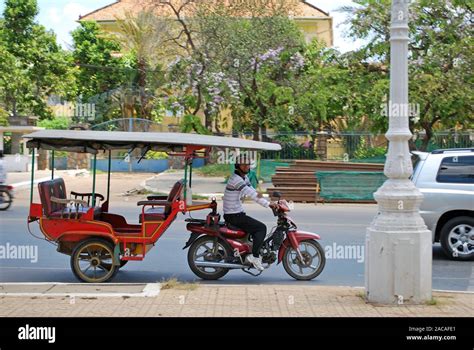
{"left": 194, "top": 261, "right": 247, "bottom": 269}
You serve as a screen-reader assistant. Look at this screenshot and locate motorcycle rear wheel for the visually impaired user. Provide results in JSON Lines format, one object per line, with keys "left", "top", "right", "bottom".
{"left": 0, "top": 190, "right": 12, "bottom": 211}
{"left": 187, "top": 236, "right": 232, "bottom": 280}
{"left": 283, "top": 239, "right": 325, "bottom": 281}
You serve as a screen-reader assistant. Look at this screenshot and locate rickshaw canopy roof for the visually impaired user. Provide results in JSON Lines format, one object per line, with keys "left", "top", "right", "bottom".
{"left": 23, "top": 130, "right": 281, "bottom": 153}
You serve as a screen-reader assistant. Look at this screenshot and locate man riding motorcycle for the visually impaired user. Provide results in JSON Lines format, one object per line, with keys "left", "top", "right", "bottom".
{"left": 0, "top": 150, "right": 5, "bottom": 186}
{"left": 223, "top": 153, "right": 277, "bottom": 271}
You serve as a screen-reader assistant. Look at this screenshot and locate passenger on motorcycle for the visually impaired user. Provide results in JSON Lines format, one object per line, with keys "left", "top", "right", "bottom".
{"left": 0, "top": 151, "right": 6, "bottom": 185}
{"left": 223, "top": 153, "right": 277, "bottom": 271}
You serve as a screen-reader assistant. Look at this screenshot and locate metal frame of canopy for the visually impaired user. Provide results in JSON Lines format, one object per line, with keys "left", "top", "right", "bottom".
{"left": 23, "top": 130, "right": 281, "bottom": 208}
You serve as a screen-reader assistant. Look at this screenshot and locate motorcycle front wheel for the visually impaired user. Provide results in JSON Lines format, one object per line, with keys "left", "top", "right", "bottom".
{"left": 283, "top": 239, "right": 325, "bottom": 281}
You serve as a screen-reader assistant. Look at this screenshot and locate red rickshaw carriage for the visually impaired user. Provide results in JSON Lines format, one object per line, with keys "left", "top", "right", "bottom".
{"left": 24, "top": 130, "right": 281, "bottom": 283}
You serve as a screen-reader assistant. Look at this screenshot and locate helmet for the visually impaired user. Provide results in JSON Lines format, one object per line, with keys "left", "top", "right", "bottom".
{"left": 234, "top": 152, "right": 253, "bottom": 174}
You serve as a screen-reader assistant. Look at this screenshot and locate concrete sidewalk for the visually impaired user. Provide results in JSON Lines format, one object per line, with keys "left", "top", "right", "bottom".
{"left": 0, "top": 283, "right": 472, "bottom": 317}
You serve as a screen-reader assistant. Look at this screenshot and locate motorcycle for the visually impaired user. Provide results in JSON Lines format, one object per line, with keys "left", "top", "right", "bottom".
{"left": 0, "top": 184, "right": 13, "bottom": 211}
{"left": 184, "top": 192, "right": 326, "bottom": 281}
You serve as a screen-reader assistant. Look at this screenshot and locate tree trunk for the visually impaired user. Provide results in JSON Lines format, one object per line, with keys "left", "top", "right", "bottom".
{"left": 137, "top": 58, "right": 149, "bottom": 119}
{"left": 12, "top": 98, "right": 17, "bottom": 118}
{"left": 420, "top": 124, "right": 433, "bottom": 151}
{"left": 261, "top": 125, "right": 271, "bottom": 142}
{"left": 204, "top": 107, "right": 213, "bottom": 131}
{"left": 252, "top": 123, "right": 260, "bottom": 141}
{"left": 214, "top": 115, "right": 222, "bottom": 134}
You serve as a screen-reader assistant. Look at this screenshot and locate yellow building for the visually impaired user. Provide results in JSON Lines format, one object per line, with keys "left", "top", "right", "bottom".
{"left": 80, "top": 0, "right": 333, "bottom": 45}
{"left": 79, "top": 0, "right": 333, "bottom": 133}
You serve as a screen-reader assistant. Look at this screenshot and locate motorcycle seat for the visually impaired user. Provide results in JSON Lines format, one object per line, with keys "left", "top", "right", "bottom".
{"left": 225, "top": 223, "right": 244, "bottom": 231}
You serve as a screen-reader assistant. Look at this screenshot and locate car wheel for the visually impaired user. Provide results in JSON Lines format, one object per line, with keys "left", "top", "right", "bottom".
{"left": 440, "top": 216, "right": 474, "bottom": 261}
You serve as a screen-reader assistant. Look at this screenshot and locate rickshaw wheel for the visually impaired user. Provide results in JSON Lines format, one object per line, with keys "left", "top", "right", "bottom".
{"left": 71, "top": 239, "right": 119, "bottom": 283}
{"left": 187, "top": 236, "right": 232, "bottom": 280}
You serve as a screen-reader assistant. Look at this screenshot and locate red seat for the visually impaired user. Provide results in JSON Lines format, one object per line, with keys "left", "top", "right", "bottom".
{"left": 220, "top": 224, "right": 247, "bottom": 239}
{"left": 38, "top": 178, "right": 101, "bottom": 219}
{"left": 139, "top": 180, "right": 184, "bottom": 222}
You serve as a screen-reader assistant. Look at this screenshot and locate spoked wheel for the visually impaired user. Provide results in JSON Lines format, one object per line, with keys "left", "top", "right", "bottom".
{"left": 187, "top": 236, "right": 232, "bottom": 280}
{"left": 0, "top": 190, "right": 12, "bottom": 211}
{"left": 71, "top": 239, "right": 118, "bottom": 283}
{"left": 283, "top": 239, "right": 325, "bottom": 281}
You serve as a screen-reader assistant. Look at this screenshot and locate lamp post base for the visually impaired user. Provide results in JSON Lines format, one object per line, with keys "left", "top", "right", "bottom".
{"left": 365, "top": 179, "right": 432, "bottom": 304}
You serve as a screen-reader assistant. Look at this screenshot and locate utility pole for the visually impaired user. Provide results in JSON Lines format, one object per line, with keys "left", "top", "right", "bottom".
{"left": 365, "top": 0, "right": 432, "bottom": 304}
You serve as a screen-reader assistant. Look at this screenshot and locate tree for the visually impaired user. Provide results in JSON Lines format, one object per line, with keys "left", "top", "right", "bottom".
{"left": 209, "top": 16, "right": 305, "bottom": 140}
{"left": 71, "top": 21, "right": 134, "bottom": 123}
{"left": 107, "top": 11, "right": 168, "bottom": 120}
{"left": 152, "top": 0, "right": 303, "bottom": 136}
{"left": 0, "top": 0, "right": 73, "bottom": 120}
{"left": 340, "top": 0, "right": 473, "bottom": 150}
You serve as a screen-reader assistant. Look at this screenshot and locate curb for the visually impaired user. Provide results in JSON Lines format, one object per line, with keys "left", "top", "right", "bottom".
{"left": 0, "top": 282, "right": 161, "bottom": 298}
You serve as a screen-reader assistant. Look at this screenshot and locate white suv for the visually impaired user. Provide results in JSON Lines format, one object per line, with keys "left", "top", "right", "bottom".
{"left": 411, "top": 148, "right": 474, "bottom": 260}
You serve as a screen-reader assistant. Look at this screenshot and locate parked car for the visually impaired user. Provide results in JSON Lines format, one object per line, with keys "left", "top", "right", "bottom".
{"left": 411, "top": 148, "right": 474, "bottom": 260}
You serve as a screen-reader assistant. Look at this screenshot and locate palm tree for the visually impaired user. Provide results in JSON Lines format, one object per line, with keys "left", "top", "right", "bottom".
{"left": 107, "top": 11, "right": 168, "bottom": 120}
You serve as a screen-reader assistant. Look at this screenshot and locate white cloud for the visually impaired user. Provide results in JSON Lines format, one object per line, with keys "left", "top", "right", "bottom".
{"left": 47, "top": 7, "right": 62, "bottom": 24}
{"left": 62, "top": 2, "right": 92, "bottom": 21}
{"left": 37, "top": 2, "right": 94, "bottom": 48}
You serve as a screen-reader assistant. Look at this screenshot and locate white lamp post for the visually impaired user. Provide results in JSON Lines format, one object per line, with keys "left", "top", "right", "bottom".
{"left": 365, "top": 0, "right": 432, "bottom": 304}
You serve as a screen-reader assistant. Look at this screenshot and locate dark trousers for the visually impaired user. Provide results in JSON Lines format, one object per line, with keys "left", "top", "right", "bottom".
{"left": 224, "top": 212, "right": 266, "bottom": 257}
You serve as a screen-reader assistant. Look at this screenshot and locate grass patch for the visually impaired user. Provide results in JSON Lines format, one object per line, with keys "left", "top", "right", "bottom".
{"left": 160, "top": 278, "right": 198, "bottom": 291}
{"left": 356, "top": 291, "right": 367, "bottom": 300}
{"left": 425, "top": 298, "right": 438, "bottom": 306}
{"left": 195, "top": 163, "right": 230, "bottom": 177}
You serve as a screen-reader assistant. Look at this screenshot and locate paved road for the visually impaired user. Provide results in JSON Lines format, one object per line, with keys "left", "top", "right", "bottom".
{"left": 1, "top": 198, "right": 472, "bottom": 291}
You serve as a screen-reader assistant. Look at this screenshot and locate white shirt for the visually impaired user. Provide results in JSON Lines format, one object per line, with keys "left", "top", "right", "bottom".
{"left": 223, "top": 172, "right": 269, "bottom": 214}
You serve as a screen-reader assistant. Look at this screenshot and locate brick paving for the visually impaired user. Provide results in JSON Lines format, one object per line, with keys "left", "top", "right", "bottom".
{"left": 0, "top": 284, "right": 472, "bottom": 317}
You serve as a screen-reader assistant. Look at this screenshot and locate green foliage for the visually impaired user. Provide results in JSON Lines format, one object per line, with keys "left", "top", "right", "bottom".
{"left": 0, "top": 0, "right": 74, "bottom": 120}
{"left": 195, "top": 163, "right": 230, "bottom": 178}
{"left": 106, "top": 11, "right": 168, "bottom": 120}
{"left": 71, "top": 21, "right": 125, "bottom": 100}
{"left": 2, "top": 0, "right": 38, "bottom": 44}
{"left": 180, "top": 114, "right": 211, "bottom": 135}
{"left": 0, "top": 107, "right": 8, "bottom": 126}
{"left": 340, "top": 0, "right": 473, "bottom": 150}
{"left": 37, "top": 116, "right": 70, "bottom": 130}
{"left": 145, "top": 151, "right": 168, "bottom": 160}
{"left": 353, "top": 145, "right": 387, "bottom": 160}
{"left": 206, "top": 15, "right": 305, "bottom": 138}
{"left": 161, "top": 0, "right": 307, "bottom": 137}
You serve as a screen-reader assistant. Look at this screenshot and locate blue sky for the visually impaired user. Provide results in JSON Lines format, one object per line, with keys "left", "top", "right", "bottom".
{"left": 0, "top": 0, "right": 364, "bottom": 52}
